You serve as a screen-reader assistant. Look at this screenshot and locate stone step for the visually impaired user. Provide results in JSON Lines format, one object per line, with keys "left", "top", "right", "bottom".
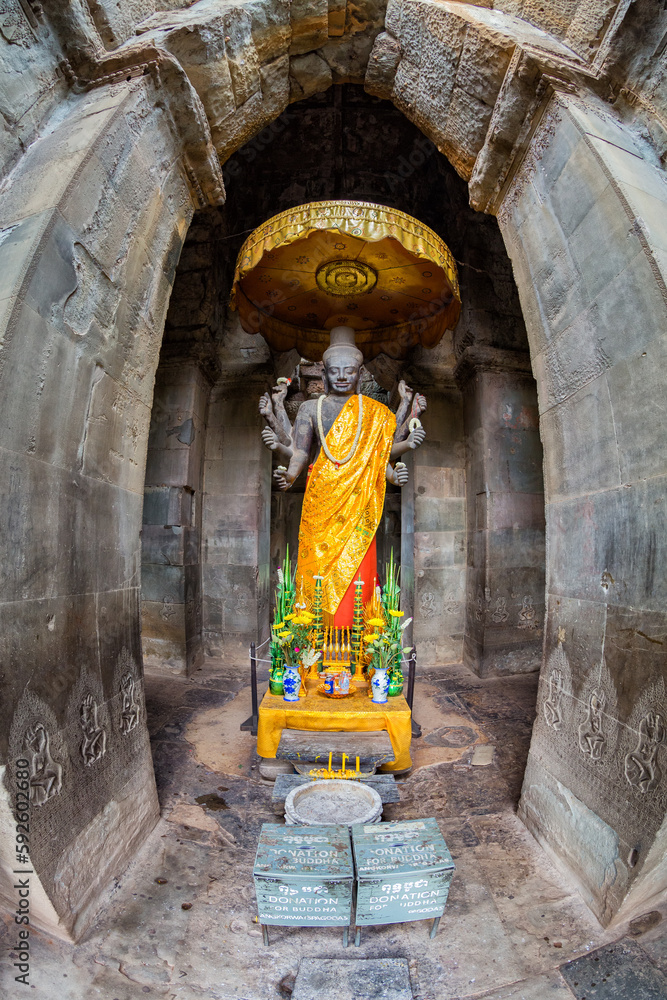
{"left": 271, "top": 773, "right": 400, "bottom": 813}
{"left": 292, "top": 958, "right": 412, "bottom": 1000}
{"left": 275, "top": 729, "right": 395, "bottom": 769}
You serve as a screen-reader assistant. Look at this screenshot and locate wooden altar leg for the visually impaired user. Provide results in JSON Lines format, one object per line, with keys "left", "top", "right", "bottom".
{"left": 430, "top": 916, "right": 441, "bottom": 939}
{"left": 355, "top": 927, "right": 361, "bottom": 947}
{"left": 262, "top": 923, "right": 270, "bottom": 946}
{"left": 342, "top": 926, "right": 349, "bottom": 948}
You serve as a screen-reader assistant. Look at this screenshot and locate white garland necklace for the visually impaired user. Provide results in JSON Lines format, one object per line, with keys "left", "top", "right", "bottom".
{"left": 317, "top": 393, "right": 363, "bottom": 469}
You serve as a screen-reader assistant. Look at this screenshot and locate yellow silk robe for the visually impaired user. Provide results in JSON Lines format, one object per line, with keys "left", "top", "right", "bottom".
{"left": 297, "top": 394, "right": 396, "bottom": 614}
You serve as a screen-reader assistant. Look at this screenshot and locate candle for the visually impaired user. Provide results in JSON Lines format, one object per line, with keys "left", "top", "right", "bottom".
{"left": 356, "top": 756, "right": 360, "bottom": 773}
{"left": 328, "top": 751, "right": 332, "bottom": 774}
{"left": 342, "top": 753, "right": 347, "bottom": 775}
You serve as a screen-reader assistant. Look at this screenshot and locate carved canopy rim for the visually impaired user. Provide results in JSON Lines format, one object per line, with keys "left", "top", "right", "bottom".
{"left": 229, "top": 200, "right": 461, "bottom": 362}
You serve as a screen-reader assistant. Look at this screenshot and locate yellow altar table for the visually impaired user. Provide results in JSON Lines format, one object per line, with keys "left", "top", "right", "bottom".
{"left": 256, "top": 677, "right": 412, "bottom": 772}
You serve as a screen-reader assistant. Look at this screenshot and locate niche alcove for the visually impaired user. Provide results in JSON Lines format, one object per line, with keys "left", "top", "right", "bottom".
{"left": 4, "top": 0, "right": 665, "bottom": 959}
{"left": 140, "top": 84, "right": 546, "bottom": 684}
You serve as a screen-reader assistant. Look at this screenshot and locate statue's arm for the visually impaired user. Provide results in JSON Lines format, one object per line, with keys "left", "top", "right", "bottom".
{"left": 393, "top": 380, "right": 413, "bottom": 435}
{"left": 273, "top": 403, "right": 314, "bottom": 490}
{"left": 394, "top": 380, "right": 427, "bottom": 442}
{"left": 272, "top": 381, "right": 294, "bottom": 442}
{"left": 259, "top": 389, "right": 291, "bottom": 447}
{"left": 261, "top": 427, "right": 293, "bottom": 462}
{"left": 390, "top": 426, "right": 425, "bottom": 459}
{"left": 386, "top": 463, "right": 408, "bottom": 486}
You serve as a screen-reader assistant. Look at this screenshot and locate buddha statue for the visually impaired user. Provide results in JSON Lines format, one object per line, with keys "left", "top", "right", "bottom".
{"left": 260, "top": 327, "right": 426, "bottom": 624}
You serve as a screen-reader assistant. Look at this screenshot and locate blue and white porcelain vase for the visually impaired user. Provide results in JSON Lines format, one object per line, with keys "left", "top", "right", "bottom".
{"left": 282, "top": 664, "right": 301, "bottom": 702}
{"left": 370, "top": 666, "right": 390, "bottom": 704}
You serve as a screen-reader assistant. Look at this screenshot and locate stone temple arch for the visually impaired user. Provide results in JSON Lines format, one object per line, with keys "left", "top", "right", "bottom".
{"left": 1, "top": 0, "right": 666, "bottom": 940}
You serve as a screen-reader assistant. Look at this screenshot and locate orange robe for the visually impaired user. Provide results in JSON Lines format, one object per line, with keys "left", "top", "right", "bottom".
{"left": 297, "top": 394, "right": 396, "bottom": 619}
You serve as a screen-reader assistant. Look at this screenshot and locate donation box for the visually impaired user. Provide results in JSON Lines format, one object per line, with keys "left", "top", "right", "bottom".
{"left": 253, "top": 823, "right": 354, "bottom": 928}
{"left": 352, "top": 818, "right": 455, "bottom": 927}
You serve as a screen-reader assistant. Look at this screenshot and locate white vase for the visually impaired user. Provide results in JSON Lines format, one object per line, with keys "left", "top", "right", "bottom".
{"left": 370, "top": 666, "right": 390, "bottom": 704}
{"left": 282, "top": 664, "right": 301, "bottom": 702}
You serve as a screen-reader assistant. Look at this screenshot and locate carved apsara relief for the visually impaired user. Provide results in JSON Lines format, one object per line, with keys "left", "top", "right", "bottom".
{"left": 543, "top": 638, "right": 569, "bottom": 733}
{"left": 578, "top": 690, "right": 606, "bottom": 761}
{"left": 625, "top": 711, "right": 666, "bottom": 794}
{"left": 161, "top": 595, "right": 176, "bottom": 621}
{"left": 475, "top": 590, "right": 485, "bottom": 623}
{"left": 443, "top": 593, "right": 462, "bottom": 616}
{"left": 119, "top": 672, "right": 140, "bottom": 735}
{"left": 420, "top": 591, "right": 437, "bottom": 618}
{"left": 491, "top": 597, "right": 509, "bottom": 623}
{"left": 24, "top": 722, "right": 63, "bottom": 806}
{"left": 80, "top": 694, "right": 107, "bottom": 765}
{"left": 517, "top": 595, "right": 537, "bottom": 629}
{"left": 544, "top": 668, "right": 564, "bottom": 731}
{"left": 114, "top": 648, "right": 144, "bottom": 742}
{"left": 617, "top": 678, "right": 667, "bottom": 812}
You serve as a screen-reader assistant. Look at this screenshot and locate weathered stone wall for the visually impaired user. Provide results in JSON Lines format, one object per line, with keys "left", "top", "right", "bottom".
{"left": 493, "top": 0, "right": 630, "bottom": 64}
{"left": 399, "top": 391, "right": 467, "bottom": 665}
{"left": 366, "top": 0, "right": 586, "bottom": 182}
{"left": 141, "top": 360, "right": 211, "bottom": 675}
{"left": 501, "top": 92, "right": 667, "bottom": 925}
{"left": 202, "top": 366, "right": 272, "bottom": 664}
{"left": 0, "top": 3, "right": 69, "bottom": 178}
{"left": 135, "top": 0, "right": 388, "bottom": 164}
{"left": 458, "top": 352, "right": 545, "bottom": 677}
{"left": 0, "top": 73, "right": 212, "bottom": 939}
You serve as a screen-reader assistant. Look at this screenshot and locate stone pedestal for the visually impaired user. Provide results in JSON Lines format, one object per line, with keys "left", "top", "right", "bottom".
{"left": 457, "top": 347, "right": 545, "bottom": 677}
{"left": 141, "top": 360, "right": 212, "bottom": 675}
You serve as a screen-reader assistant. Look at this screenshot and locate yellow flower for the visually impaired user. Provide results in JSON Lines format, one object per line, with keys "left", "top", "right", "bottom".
{"left": 368, "top": 617, "right": 385, "bottom": 627}
{"left": 273, "top": 621, "right": 285, "bottom": 629}
{"left": 364, "top": 633, "right": 379, "bottom": 642}
{"left": 292, "top": 616, "right": 310, "bottom": 625}
{"left": 388, "top": 609, "right": 404, "bottom": 617}
{"left": 279, "top": 631, "right": 293, "bottom": 640}
{"left": 284, "top": 613, "right": 296, "bottom": 621}
{"left": 301, "top": 611, "right": 315, "bottom": 620}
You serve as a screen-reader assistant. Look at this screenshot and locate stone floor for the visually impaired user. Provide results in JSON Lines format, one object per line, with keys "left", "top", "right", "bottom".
{"left": 2, "top": 662, "right": 667, "bottom": 1000}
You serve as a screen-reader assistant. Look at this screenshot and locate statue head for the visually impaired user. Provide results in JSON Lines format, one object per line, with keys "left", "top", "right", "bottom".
{"left": 322, "top": 326, "right": 363, "bottom": 396}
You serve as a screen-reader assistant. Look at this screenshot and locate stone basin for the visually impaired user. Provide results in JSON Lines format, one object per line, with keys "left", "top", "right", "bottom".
{"left": 284, "top": 779, "right": 383, "bottom": 826}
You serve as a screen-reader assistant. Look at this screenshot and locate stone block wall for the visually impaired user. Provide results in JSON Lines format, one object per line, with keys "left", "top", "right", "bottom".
{"left": 0, "top": 3, "right": 69, "bottom": 178}
{"left": 493, "top": 0, "right": 625, "bottom": 64}
{"left": 201, "top": 382, "right": 272, "bottom": 664}
{"left": 502, "top": 93, "right": 667, "bottom": 925}
{"left": 141, "top": 360, "right": 211, "bottom": 675}
{"left": 402, "top": 390, "right": 467, "bottom": 665}
{"left": 458, "top": 351, "right": 545, "bottom": 677}
{"left": 0, "top": 78, "right": 198, "bottom": 940}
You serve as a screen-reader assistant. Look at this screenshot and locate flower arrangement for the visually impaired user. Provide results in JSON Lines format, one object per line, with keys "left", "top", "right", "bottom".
{"left": 269, "top": 548, "right": 297, "bottom": 693}
{"left": 362, "top": 549, "right": 412, "bottom": 698}
{"left": 275, "top": 608, "right": 318, "bottom": 667}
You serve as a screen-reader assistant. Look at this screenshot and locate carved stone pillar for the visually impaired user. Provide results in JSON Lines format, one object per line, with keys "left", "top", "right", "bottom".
{"left": 456, "top": 347, "right": 545, "bottom": 677}
{"left": 141, "top": 359, "right": 213, "bottom": 675}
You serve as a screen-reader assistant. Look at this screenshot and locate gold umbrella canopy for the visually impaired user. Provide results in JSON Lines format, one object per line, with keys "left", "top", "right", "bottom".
{"left": 230, "top": 200, "right": 461, "bottom": 362}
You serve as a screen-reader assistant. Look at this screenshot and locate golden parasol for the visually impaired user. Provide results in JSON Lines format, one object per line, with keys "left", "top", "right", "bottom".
{"left": 230, "top": 200, "right": 461, "bottom": 361}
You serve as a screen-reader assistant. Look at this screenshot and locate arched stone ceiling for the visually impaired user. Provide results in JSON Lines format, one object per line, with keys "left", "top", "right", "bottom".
{"left": 42, "top": 1, "right": 665, "bottom": 222}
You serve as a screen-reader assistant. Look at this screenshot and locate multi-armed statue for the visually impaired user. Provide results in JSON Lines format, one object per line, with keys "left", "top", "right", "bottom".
{"left": 259, "top": 326, "right": 427, "bottom": 626}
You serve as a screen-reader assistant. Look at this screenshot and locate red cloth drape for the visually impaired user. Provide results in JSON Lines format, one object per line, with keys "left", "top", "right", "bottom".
{"left": 332, "top": 536, "right": 377, "bottom": 627}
